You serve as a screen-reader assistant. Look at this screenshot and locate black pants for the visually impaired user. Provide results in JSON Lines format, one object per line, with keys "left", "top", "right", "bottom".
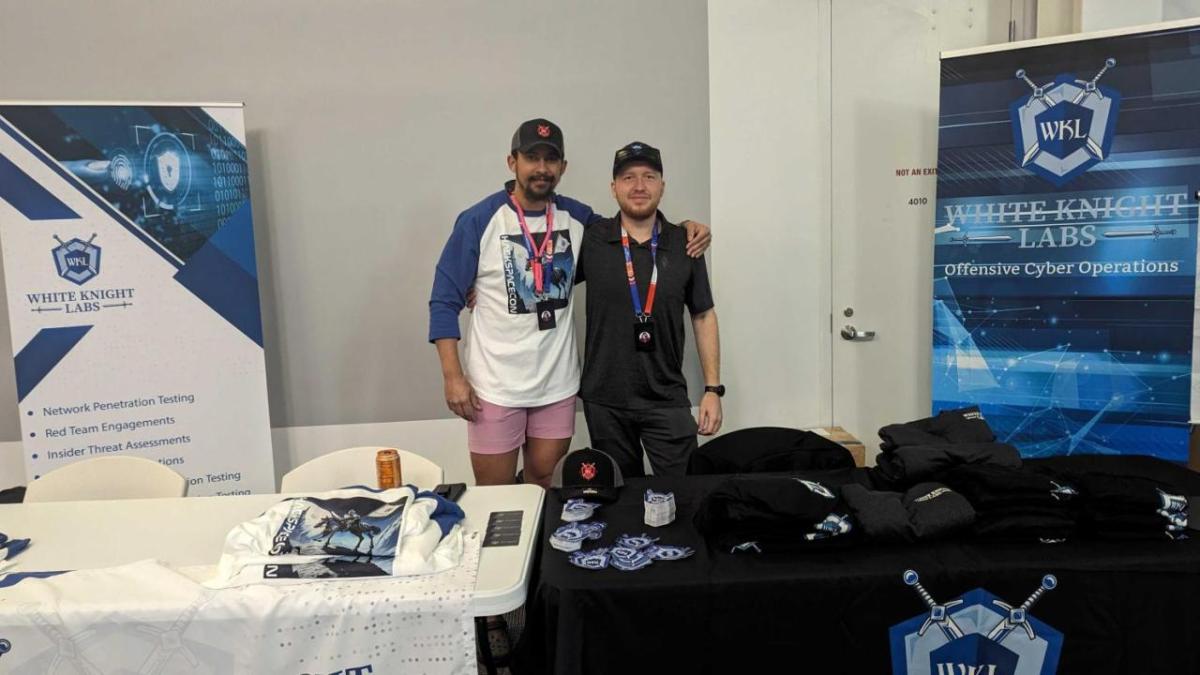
{"left": 582, "top": 401, "right": 698, "bottom": 478}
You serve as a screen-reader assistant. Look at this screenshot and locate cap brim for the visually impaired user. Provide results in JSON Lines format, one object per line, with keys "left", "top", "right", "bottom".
{"left": 516, "top": 140, "right": 563, "bottom": 154}
{"left": 613, "top": 157, "right": 663, "bottom": 177}
{"left": 557, "top": 485, "right": 619, "bottom": 503}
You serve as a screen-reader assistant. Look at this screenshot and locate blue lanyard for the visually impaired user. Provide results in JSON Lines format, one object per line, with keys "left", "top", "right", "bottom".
{"left": 620, "top": 223, "right": 659, "bottom": 319}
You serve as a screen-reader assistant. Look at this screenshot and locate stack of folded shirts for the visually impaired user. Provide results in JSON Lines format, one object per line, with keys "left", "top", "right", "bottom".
{"left": 1071, "top": 472, "right": 1189, "bottom": 540}
{"left": 693, "top": 475, "right": 853, "bottom": 553}
{"left": 941, "top": 464, "right": 1078, "bottom": 542}
{"left": 841, "top": 482, "right": 976, "bottom": 543}
{"left": 874, "top": 443, "right": 1023, "bottom": 488}
{"left": 872, "top": 407, "right": 1022, "bottom": 489}
{"left": 878, "top": 405, "right": 998, "bottom": 451}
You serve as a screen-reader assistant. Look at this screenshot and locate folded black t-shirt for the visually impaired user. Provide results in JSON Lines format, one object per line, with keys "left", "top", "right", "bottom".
{"left": 874, "top": 443, "right": 1022, "bottom": 488}
{"left": 878, "top": 406, "right": 996, "bottom": 451}
{"left": 695, "top": 476, "right": 853, "bottom": 552}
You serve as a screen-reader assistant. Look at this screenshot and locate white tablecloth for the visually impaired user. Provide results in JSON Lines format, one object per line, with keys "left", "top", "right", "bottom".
{"left": 0, "top": 484, "right": 544, "bottom": 616}
{"left": 0, "top": 532, "right": 482, "bottom": 674}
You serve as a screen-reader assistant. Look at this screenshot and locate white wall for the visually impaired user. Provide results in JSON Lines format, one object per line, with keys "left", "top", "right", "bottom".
{"left": 1037, "top": 0, "right": 1082, "bottom": 36}
{"left": 708, "top": 0, "right": 834, "bottom": 431}
{"left": 1080, "top": 0, "right": 1167, "bottom": 31}
{"left": 1077, "top": 0, "right": 1200, "bottom": 31}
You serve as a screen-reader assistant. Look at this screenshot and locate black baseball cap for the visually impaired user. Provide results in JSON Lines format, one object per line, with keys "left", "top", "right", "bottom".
{"left": 512, "top": 118, "right": 565, "bottom": 156}
{"left": 551, "top": 447, "right": 624, "bottom": 503}
{"left": 612, "top": 141, "right": 663, "bottom": 177}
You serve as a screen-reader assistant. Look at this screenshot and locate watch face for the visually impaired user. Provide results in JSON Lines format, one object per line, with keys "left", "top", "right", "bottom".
{"left": 708, "top": 385, "right": 725, "bottom": 397}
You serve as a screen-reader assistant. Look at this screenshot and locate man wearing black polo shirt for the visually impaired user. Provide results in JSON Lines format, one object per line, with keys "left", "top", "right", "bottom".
{"left": 577, "top": 142, "right": 723, "bottom": 477}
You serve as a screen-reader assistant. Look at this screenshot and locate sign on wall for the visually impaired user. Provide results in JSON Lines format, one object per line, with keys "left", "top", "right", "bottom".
{"left": 933, "top": 24, "right": 1200, "bottom": 460}
{"left": 0, "top": 103, "right": 273, "bottom": 494}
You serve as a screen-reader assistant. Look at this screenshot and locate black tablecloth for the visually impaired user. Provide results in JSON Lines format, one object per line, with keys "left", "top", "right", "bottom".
{"left": 514, "top": 456, "right": 1200, "bottom": 674}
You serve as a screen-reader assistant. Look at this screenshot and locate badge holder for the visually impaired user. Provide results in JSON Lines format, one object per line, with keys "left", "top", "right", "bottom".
{"left": 634, "top": 315, "right": 655, "bottom": 352}
{"left": 537, "top": 299, "right": 557, "bottom": 331}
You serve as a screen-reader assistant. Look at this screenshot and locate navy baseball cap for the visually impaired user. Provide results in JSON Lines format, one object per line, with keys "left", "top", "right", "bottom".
{"left": 551, "top": 448, "right": 624, "bottom": 503}
{"left": 512, "top": 118, "right": 565, "bottom": 156}
{"left": 612, "top": 141, "right": 663, "bottom": 177}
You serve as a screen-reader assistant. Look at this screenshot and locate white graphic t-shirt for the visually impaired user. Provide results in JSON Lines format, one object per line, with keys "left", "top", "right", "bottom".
{"left": 206, "top": 486, "right": 465, "bottom": 588}
{"left": 429, "top": 187, "right": 596, "bottom": 407}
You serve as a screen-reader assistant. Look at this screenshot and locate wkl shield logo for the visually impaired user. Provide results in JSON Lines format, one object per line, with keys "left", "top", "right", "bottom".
{"left": 156, "top": 150, "right": 182, "bottom": 192}
{"left": 52, "top": 234, "right": 101, "bottom": 286}
{"left": 889, "top": 570, "right": 1063, "bottom": 675}
{"left": 1010, "top": 58, "right": 1120, "bottom": 186}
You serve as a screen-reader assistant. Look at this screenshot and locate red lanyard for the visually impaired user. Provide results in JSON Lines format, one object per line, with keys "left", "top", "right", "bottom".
{"left": 510, "top": 195, "right": 555, "bottom": 295}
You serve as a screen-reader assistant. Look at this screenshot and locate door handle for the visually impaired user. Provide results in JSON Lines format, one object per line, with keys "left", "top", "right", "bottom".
{"left": 840, "top": 325, "right": 875, "bottom": 341}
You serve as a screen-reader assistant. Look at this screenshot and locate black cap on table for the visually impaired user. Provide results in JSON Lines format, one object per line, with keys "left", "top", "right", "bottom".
{"left": 551, "top": 447, "right": 624, "bottom": 503}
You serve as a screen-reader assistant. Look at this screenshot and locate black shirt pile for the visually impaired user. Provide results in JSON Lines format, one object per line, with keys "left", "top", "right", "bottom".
{"left": 694, "top": 475, "right": 853, "bottom": 553}
{"left": 1060, "top": 471, "right": 1188, "bottom": 540}
{"left": 941, "top": 464, "right": 1078, "bottom": 542}
{"left": 688, "top": 428, "right": 855, "bottom": 475}
{"left": 878, "top": 405, "right": 997, "bottom": 449}
{"left": 873, "top": 407, "right": 1021, "bottom": 488}
{"left": 841, "top": 481, "right": 976, "bottom": 543}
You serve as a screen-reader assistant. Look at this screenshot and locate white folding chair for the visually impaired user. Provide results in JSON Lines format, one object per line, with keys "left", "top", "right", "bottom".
{"left": 24, "top": 455, "right": 188, "bottom": 503}
{"left": 280, "top": 446, "right": 445, "bottom": 493}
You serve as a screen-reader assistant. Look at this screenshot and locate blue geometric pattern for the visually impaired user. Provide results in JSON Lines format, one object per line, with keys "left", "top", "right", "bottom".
{"left": 0, "top": 152, "right": 78, "bottom": 221}
{"left": 173, "top": 237, "right": 263, "bottom": 347}
{"left": 14, "top": 326, "right": 92, "bottom": 402}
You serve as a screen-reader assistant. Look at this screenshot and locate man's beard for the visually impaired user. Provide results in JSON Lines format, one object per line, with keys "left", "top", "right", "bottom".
{"left": 521, "top": 174, "right": 557, "bottom": 199}
{"left": 619, "top": 198, "right": 658, "bottom": 220}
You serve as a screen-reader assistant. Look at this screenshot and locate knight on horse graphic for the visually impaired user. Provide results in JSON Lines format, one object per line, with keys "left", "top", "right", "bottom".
{"left": 317, "top": 509, "right": 383, "bottom": 555}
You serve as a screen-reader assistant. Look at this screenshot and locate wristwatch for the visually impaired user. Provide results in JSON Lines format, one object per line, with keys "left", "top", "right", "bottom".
{"left": 704, "top": 384, "right": 726, "bottom": 397}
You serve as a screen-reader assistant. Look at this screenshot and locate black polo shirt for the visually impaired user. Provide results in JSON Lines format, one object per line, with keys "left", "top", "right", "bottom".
{"left": 577, "top": 213, "right": 714, "bottom": 409}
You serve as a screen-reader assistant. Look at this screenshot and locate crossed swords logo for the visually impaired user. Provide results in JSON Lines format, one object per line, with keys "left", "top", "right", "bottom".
{"left": 1016, "top": 58, "right": 1116, "bottom": 166}
{"left": 903, "top": 570, "right": 1057, "bottom": 642}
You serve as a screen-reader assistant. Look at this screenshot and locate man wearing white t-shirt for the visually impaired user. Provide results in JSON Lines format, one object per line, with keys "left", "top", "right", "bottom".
{"left": 428, "top": 119, "right": 709, "bottom": 488}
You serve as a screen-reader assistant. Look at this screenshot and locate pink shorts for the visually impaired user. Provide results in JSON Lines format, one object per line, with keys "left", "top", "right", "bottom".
{"left": 467, "top": 395, "right": 577, "bottom": 454}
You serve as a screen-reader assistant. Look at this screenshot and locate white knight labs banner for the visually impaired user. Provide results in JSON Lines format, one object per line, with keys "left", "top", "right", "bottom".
{"left": 934, "top": 24, "right": 1200, "bottom": 461}
{"left": 0, "top": 103, "right": 273, "bottom": 494}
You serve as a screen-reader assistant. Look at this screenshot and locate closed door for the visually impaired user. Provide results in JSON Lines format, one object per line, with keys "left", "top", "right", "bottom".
{"left": 830, "top": 0, "right": 1016, "bottom": 462}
